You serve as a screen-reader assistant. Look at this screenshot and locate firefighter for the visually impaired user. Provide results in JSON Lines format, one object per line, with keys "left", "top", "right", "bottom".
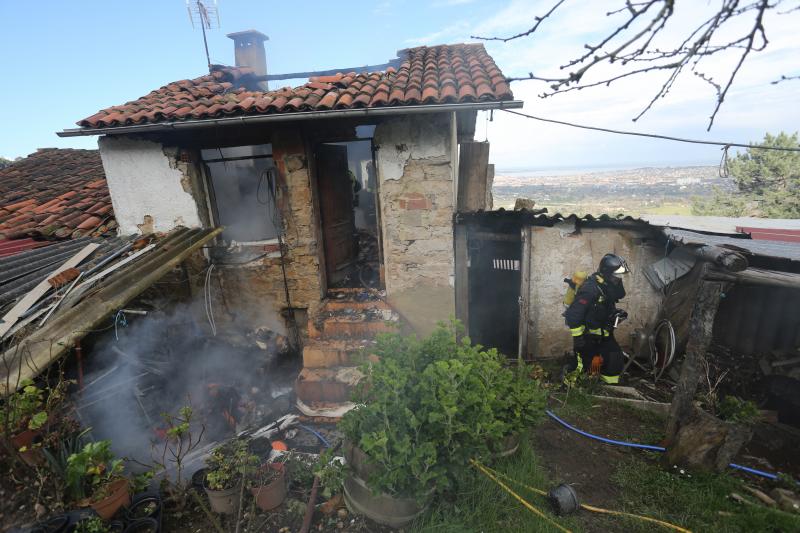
{"left": 563, "top": 253, "right": 629, "bottom": 384}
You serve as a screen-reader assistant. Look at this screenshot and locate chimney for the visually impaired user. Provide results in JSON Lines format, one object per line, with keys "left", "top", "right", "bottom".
{"left": 227, "top": 29, "right": 269, "bottom": 89}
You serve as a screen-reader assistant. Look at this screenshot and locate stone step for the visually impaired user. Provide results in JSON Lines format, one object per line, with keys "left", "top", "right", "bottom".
{"left": 310, "top": 307, "right": 399, "bottom": 340}
{"left": 295, "top": 366, "right": 364, "bottom": 405}
{"left": 302, "top": 339, "right": 377, "bottom": 368}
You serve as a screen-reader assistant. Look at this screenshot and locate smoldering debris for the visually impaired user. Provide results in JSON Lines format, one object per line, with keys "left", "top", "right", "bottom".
{"left": 74, "top": 301, "right": 297, "bottom": 466}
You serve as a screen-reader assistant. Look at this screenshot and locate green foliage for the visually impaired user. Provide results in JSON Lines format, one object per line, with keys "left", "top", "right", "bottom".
{"left": 612, "top": 457, "right": 800, "bottom": 532}
{"left": 1, "top": 379, "right": 48, "bottom": 434}
{"left": 66, "top": 440, "right": 125, "bottom": 502}
{"left": 692, "top": 131, "right": 800, "bottom": 218}
{"left": 339, "top": 321, "right": 546, "bottom": 500}
{"left": 717, "top": 395, "right": 760, "bottom": 424}
{"left": 205, "top": 439, "right": 258, "bottom": 491}
{"left": 74, "top": 516, "right": 109, "bottom": 533}
{"left": 314, "top": 448, "right": 346, "bottom": 499}
{"left": 132, "top": 470, "right": 155, "bottom": 493}
{"left": 284, "top": 452, "right": 315, "bottom": 488}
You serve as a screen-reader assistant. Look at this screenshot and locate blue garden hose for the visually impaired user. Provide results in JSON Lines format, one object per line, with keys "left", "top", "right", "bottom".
{"left": 545, "top": 410, "right": 800, "bottom": 485}
{"left": 297, "top": 423, "right": 331, "bottom": 448}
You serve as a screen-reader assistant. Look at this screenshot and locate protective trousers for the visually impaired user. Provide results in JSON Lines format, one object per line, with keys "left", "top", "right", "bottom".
{"left": 567, "top": 335, "right": 623, "bottom": 384}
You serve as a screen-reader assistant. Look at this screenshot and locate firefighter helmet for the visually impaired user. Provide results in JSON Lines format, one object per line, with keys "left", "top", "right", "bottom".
{"left": 599, "top": 254, "right": 629, "bottom": 277}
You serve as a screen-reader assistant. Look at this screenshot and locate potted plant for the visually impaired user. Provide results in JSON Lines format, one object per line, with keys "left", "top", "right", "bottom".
{"left": 204, "top": 440, "right": 258, "bottom": 514}
{"left": 66, "top": 440, "right": 131, "bottom": 520}
{"left": 339, "top": 321, "right": 529, "bottom": 527}
{"left": 487, "top": 364, "right": 546, "bottom": 457}
{"left": 249, "top": 461, "right": 287, "bottom": 511}
{"left": 1, "top": 379, "right": 49, "bottom": 465}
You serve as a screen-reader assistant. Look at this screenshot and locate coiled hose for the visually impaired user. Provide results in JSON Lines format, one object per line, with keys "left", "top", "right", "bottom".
{"left": 545, "top": 410, "right": 800, "bottom": 485}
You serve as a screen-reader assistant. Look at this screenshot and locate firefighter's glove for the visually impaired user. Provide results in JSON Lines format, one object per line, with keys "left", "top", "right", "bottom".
{"left": 615, "top": 309, "right": 629, "bottom": 319}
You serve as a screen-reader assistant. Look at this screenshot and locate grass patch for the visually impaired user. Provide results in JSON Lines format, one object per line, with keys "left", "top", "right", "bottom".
{"left": 612, "top": 458, "right": 800, "bottom": 532}
{"left": 411, "top": 436, "right": 580, "bottom": 533}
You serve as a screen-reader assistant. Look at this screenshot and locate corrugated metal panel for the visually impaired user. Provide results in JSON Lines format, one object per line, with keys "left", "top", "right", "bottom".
{"left": 664, "top": 228, "right": 800, "bottom": 262}
{"left": 643, "top": 215, "right": 800, "bottom": 235}
{"left": 0, "top": 239, "right": 50, "bottom": 258}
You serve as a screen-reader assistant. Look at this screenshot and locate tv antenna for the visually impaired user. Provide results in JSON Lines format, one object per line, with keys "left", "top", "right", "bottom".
{"left": 186, "top": 0, "right": 220, "bottom": 71}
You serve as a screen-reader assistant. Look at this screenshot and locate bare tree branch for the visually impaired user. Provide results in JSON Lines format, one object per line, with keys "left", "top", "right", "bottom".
{"left": 475, "top": 0, "right": 798, "bottom": 129}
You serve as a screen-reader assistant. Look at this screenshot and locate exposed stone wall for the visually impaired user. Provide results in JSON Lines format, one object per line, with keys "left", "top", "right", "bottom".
{"left": 205, "top": 128, "right": 323, "bottom": 334}
{"left": 374, "top": 114, "right": 456, "bottom": 334}
{"left": 526, "top": 222, "right": 664, "bottom": 357}
{"left": 98, "top": 136, "right": 203, "bottom": 235}
{"left": 374, "top": 114, "right": 455, "bottom": 294}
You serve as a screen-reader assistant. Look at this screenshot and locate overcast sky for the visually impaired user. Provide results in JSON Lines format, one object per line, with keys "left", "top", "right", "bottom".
{"left": 1, "top": 0, "right": 798, "bottom": 170}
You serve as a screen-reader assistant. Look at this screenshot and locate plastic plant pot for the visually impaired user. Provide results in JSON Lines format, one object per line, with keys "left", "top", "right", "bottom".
{"left": 548, "top": 483, "right": 580, "bottom": 515}
{"left": 203, "top": 478, "right": 242, "bottom": 515}
{"left": 126, "top": 494, "right": 161, "bottom": 522}
{"left": 122, "top": 517, "right": 159, "bottom": 533}
{"left": 10, "top": 427, "right": 45, "bottom": 467}
{"left": 26, "top": 514, "right": 69, "bottom": 533}
{"left": 91, "top": 479, "right": 131, "bottom": 520}
{"left": 250, "top": 463, "right": 287, "bottom": 511}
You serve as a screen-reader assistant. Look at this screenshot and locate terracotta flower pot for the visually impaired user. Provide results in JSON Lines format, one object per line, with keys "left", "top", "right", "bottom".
{"left": 250, "top": 463, "right": 287, "bottom": 511}
{"left": 91, "top": 478, "right": 131, "bottom": 520}
{"left": 10, "top": 428, "right": 44, "bottom": 466}
{"left": 204, "top": 478, "right": 242, "bottom": 515}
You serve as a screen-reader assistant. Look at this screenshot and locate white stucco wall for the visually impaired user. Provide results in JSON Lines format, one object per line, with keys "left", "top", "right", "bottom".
{"left": 527, "top": 222, "right": 664, "bottom": 358}
{"left": 98, "top": 136, "right": 203, "bottom": 235}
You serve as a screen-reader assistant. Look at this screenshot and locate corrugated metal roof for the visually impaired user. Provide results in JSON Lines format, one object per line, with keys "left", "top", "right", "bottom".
{"left": 642, "top": 215, "right": 800, "bottom": 235}
{"left": 664, "top": 228, "right": 800, "bottom": 262}
{"left": 0, "top": 238, "right": 50, "bottom": 258}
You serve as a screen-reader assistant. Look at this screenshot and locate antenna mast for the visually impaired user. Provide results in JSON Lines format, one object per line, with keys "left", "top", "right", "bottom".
{"left": 186, "top": 0, "right": 220, "bottom": 71}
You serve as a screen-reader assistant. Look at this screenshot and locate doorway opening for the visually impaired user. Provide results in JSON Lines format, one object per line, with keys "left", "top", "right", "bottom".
{"left": 467, "top": 233, "right": 521, "bottom": 356}
{"left": 315, "top": 136, "right": 381, "bottom": 291}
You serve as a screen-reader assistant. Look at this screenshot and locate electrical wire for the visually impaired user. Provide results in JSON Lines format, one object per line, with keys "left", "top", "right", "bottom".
{"left": 475, "top": 460, "right": 693, "bottom": 533}
{"left": 501, "top": 109, "right": 800, "bottom": 152}
{"left": 545, "top": 410, "right": 800, "bottom": 485}
{"left": 651, "top": 319, "right": 676, "bottom": 382}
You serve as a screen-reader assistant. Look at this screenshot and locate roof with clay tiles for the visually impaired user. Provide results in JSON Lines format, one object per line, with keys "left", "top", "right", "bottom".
{"left": 76, "top": 44, "right": 514, "bottom": 129}
{"left": 0, "top": 149, "right": 116, "bottom": 242}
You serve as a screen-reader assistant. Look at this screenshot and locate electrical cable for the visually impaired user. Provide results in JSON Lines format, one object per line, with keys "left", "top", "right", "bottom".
{"left": 651, "top": 319, "right": 676, "bottom": 382}
{"left": 545, "top": 410, "right": 800, "bottom": 485}
{"left": 501, "top": 109, "right": 800, "bottom": 152}
{"left": 204, "top": 263, "right": 217, "bottom": 336}
{"left": 475, "top": 460, "right": 693, "bottom": 533}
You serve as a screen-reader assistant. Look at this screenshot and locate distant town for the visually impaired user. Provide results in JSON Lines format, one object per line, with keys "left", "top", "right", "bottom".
{"left": 492, "top": 165, "right": 735, "bottom": 216}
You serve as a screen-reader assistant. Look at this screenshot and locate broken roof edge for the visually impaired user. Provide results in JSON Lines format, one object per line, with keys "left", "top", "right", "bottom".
{"left": 57, "top": 100, "right": 524, "bottom": 137}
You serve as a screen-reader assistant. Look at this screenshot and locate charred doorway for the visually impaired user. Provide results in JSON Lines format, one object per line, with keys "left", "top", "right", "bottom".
{"left": 315, "top": 136, "right": 381, "bottom": 290}
{"left": 467, "top": 233, "right": 522, "bottom": 356}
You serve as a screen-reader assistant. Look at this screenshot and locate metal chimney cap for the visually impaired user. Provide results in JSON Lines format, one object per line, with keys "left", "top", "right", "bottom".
{"left": 226, "top": 29, "right": 269, "bottom": 42}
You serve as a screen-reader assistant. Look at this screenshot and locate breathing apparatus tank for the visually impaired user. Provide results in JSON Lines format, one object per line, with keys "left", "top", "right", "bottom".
{"left": 563, "top": 271, "right": 588, "bottom": 306}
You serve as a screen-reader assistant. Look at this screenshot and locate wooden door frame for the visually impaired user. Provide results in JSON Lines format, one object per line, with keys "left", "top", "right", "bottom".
{"left": 311, "top": 137, "right": 384, "bottom": 293}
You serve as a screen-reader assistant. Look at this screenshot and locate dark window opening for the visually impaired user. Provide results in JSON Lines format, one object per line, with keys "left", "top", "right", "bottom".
{"left": 315, "top": 139, "right": 381, "bottom": 290}
{"left": 201, "top": 144, "right": 280, "bottom": 244}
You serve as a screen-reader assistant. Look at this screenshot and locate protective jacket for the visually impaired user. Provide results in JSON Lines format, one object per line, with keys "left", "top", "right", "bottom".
{"left": 564, "top": 273, "right": 626, "bottom": 337}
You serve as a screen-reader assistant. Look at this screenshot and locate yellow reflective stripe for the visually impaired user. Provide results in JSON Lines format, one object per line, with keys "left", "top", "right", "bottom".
{"left": 570, "top": 326, "right": 585, "bottom": 337}
{"left": 601, "top": 374, "right": 620, "bottom": 384}
{"left": 588, "top": 328, "right": 602, "bottom": 336}
{"left": 575, "top": 355, "right": 583, "bottom": 372}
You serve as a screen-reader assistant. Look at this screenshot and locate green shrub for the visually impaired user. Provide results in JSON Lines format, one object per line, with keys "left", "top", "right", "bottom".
{"left": 339, "top": 320, "right": 545, "bottom": 500}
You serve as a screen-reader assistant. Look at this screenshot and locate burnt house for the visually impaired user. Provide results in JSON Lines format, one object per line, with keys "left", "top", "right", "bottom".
{"left": 58, "top": 34, "right": 522, "bottom": 414}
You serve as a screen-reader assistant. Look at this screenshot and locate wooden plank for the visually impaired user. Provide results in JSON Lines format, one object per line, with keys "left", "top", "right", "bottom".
{"left": 0, "top": 243, "right": 100, "bottom": 338}
{"left": 454, "top": 224, "right": 469, "bottom": 336}
{"left": 456, "top": 141, "right": 490, "bottom": 212}
{"left": 486, "top": 164, "right": 494, "bottom": 210}
{"left": 518, "top": 226, "right": 532, "bottom": 362}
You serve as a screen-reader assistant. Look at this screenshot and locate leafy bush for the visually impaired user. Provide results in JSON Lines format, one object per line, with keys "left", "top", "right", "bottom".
{"left": 205, "top": 439, "right": 258, "bottom": 491}
{"left": 66, "top": 440, "right": 125, "bottom": 502}
{"left": 339, "top": 321, "right": 545, "bottom": 499}
{"left": 717, "top": 396, "right": 759, "bottom": 424}
{"left": 1, "top": 379, "right": 47, "bottom": 433}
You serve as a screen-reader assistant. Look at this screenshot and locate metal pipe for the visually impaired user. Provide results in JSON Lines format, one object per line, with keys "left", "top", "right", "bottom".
{"left": 57, "top": 101, "right": 524, "bottom": 137}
